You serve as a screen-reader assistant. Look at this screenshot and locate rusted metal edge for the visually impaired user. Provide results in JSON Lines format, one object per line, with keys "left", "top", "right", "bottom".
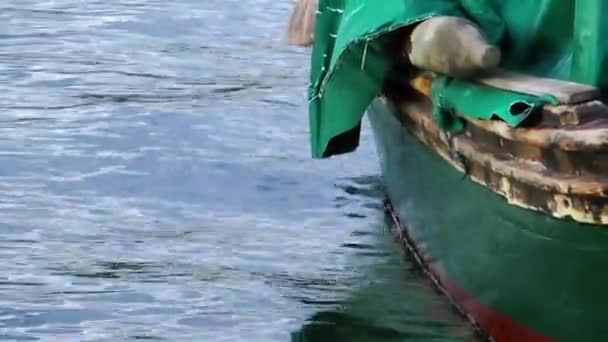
{"left": 382, "top": 199, "right": 490, "bottom": 341}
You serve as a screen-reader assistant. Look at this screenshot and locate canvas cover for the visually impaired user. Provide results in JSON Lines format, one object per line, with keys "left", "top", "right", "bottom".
{"left": 309, "top": 0, "right": 608, "bottom": 158}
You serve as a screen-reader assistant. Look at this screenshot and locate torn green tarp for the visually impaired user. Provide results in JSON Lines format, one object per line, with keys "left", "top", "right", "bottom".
{"left": 430, "top": 76, "right": 559, "bottom": 132}
{"left": 309, "top": 0, "right": 608, "bottom": 158}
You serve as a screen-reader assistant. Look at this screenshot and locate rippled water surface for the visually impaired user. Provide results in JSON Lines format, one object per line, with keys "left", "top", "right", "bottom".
{"left": 0, "top": 1, "right": 481, "bottom": 341}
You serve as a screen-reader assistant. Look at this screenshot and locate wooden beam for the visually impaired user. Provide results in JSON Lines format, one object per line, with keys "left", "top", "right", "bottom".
{"left": 409, "top": 70, "right": 601, "bottom": 105}
{"left": 475, "top": 69, "right": 600, "bottom": 104}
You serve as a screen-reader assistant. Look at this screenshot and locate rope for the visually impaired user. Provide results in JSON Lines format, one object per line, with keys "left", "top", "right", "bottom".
{"left": 361, "top": 40, "right": 369, "bottom": 70}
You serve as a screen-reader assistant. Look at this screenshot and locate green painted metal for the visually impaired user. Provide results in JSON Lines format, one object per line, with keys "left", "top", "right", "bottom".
{"left": 309, "top": 0, "right": 608, "bottom": 158}
{"left": 367, "top": 99, "right": 608, "bottom": 342}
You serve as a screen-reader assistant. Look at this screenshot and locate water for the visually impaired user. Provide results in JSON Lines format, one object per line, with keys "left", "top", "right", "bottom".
{"left": 0, "top": 1, "right": 480, "bottom": 341}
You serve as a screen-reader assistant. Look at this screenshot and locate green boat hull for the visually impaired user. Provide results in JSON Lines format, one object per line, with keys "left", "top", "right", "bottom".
{"left": 368, "top": 99, "right": 608, "bottom": 342}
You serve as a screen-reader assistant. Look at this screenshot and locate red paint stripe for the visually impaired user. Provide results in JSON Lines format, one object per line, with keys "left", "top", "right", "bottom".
{"left": 385, "top": 201, "right": 556, "bottom": 342}
{"left": 427, "top": 263, "right": 554, "bottom": 342}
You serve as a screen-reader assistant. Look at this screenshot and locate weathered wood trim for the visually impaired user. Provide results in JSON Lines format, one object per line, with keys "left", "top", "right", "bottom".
{"left": 409, "top": 73, "right": 608, "bottom": 151}
{"left": 465, "top": 115, "right": 608, "bottom": 151}
{"left": 402, "top": 102, "right": 608, "bottom": 196}
{"left": 396, "top": 100, "right": 608, "bottom": 225}
{"left": 380, "top": 68, "right": 608, "bottom": 225}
